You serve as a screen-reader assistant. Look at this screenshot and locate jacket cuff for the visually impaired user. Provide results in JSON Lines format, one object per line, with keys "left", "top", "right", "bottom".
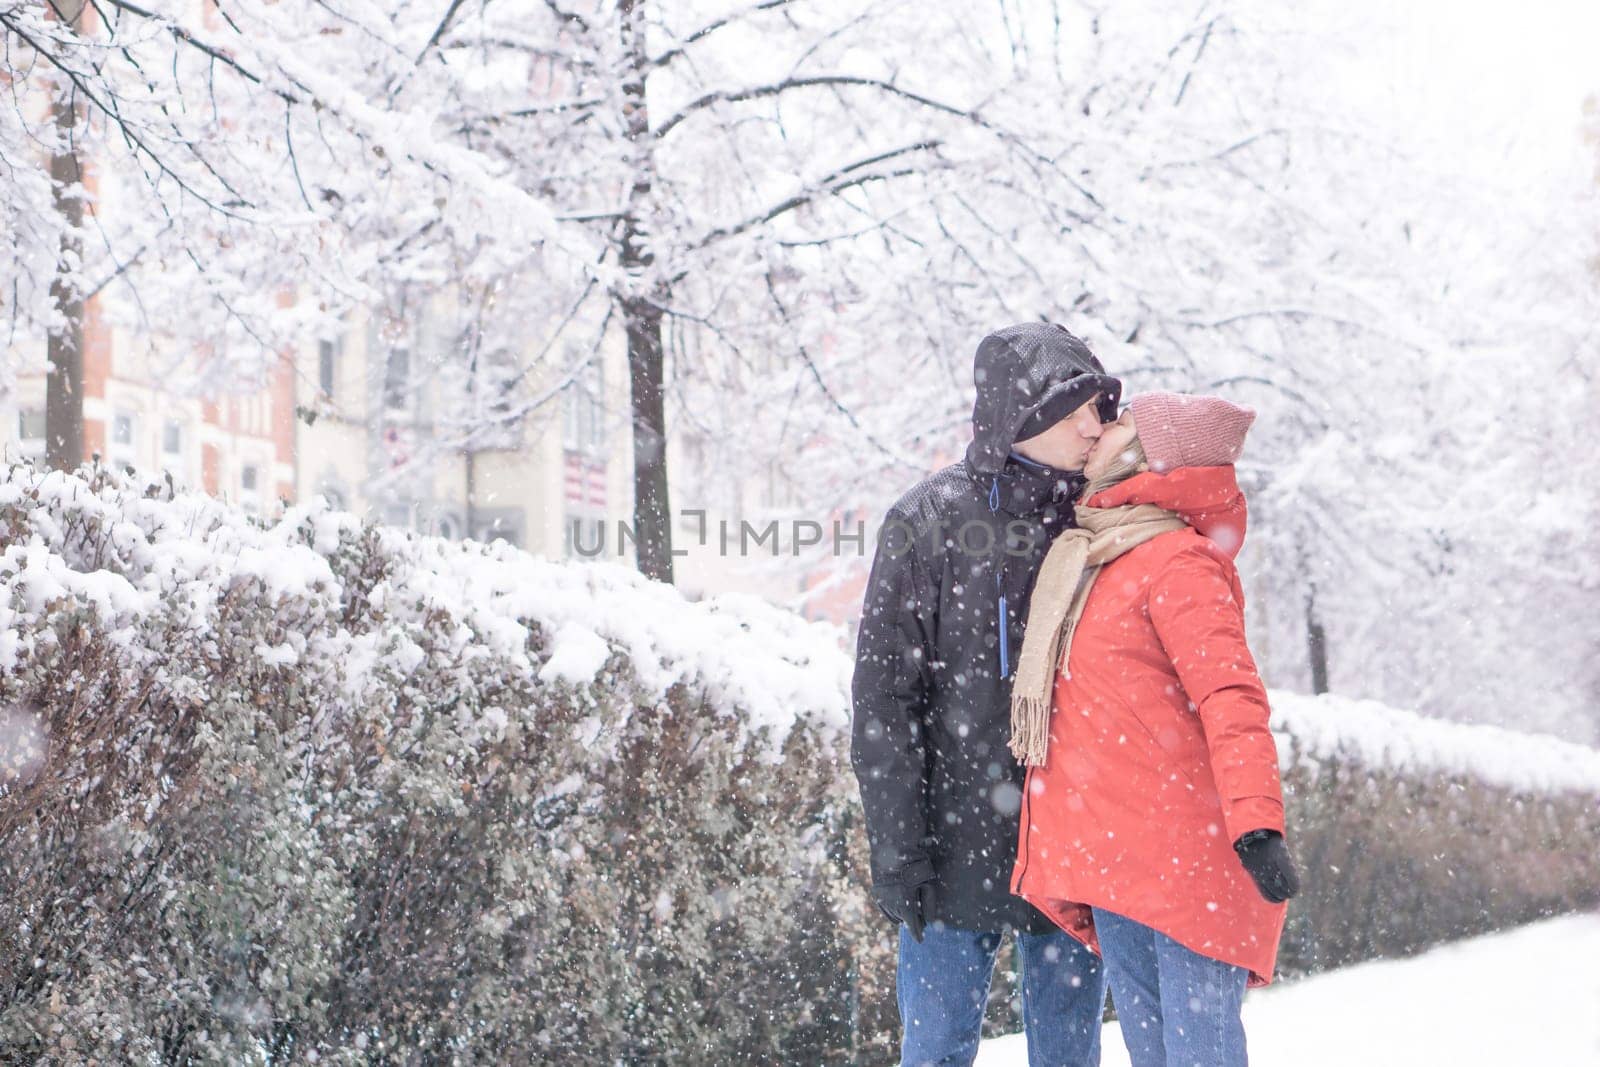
{"left": 1232, "top": 828, "right": 1279, "bottom": 852}
{"left": 897, "top": 855, "right": 937, "bottom": 887}
{"left": 1224, "top": 795, "right": 1285, "bottom": 843}
{"left": 875, "top": 854, "right": 937, "bottom": 889}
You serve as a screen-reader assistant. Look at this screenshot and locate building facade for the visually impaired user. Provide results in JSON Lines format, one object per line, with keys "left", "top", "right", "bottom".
{"left": 3, "top": 286, "right": 632, "bottom": 566}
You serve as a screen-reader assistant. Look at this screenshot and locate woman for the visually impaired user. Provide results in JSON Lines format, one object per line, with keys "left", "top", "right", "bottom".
{"left": 1007, "top": 391, "right": 1301, "bottom": 1067}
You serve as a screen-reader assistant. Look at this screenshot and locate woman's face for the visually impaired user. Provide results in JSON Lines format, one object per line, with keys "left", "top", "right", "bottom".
{"left": 1082, "top": 406, "right": 1142, "bottom": 480}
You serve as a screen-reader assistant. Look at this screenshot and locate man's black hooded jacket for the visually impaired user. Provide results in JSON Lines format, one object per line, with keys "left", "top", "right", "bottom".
{"left": 850, "top": 322, "right": 1120, "bottom": 933}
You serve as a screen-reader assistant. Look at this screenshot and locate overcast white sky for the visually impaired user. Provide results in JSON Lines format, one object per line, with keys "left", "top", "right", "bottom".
{"left": 1346, "top": 0, "right": 1600, "bottom": 192}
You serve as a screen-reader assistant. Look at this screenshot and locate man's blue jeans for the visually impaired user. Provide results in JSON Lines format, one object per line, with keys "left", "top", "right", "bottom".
{"left": 1091, "top": 906, "right": 1250, "bottom": 1067}
{"left": 896, "top": 921, "right": 1107, "bottom": 1067}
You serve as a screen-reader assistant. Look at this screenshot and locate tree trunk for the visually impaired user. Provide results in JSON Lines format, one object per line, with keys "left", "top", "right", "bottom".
{"left": 46, "top": 0, "right": 88, "bottom": 474}
{"left": 465, "top": 440, "right": 477, "bottom": 540}
{"left": 623, "top": 295, "right": 673, "bottom": 582}
{"left": 617, "top": 0, "right": 674, "bottom": 583}
{"left": 1306, "top": 580, "right": 1329, "bottom": 695}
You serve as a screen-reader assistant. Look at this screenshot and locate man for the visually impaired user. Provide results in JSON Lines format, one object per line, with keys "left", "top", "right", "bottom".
{"left": 851, "top": 322, "right": 1120, "bottom": 1066}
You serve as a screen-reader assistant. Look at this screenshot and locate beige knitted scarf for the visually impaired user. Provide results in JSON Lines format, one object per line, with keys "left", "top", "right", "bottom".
{"left": 1007, "top": 501, "right": 1188, "bottom": 766}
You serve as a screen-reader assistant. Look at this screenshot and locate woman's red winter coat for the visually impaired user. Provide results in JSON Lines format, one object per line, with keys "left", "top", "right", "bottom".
{"left": 1010, "top": 465, "right": 1289, "bottom": 988}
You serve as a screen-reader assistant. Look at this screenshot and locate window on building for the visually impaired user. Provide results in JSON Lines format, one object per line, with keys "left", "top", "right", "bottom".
{"left": 241, "top": 464, "right": 258, "bottom": 492}
{"left": 384, "top": 346, "right": 410, "bottom": 412}
{"left": 318, "top": 337, "right": 340, "bottom": 398}
{"left": 108, "top": 411, "right": 140, "bottom": 472}
{"left": 562, "top": 350, "right": 605, "bottom": 455}
{"left": 589, "top": 362, "right": 605, "bottom": 453}
{"left": 15, "top": 410, "right": 45, "bottom": 458}
{"left": 562, "top": 366, "right": 581, "bottom": 450}
{"left": 162, "top": 420, "right": 182, "bottom": 455}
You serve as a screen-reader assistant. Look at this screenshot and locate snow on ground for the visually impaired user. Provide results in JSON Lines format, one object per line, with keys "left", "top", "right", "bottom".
{"left": 976, "top": 910, "right": 1600, "bottom": 1066}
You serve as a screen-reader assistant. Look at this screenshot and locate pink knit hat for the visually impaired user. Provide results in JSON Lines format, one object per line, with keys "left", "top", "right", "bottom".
{"left": 1127, "top": 392, "right": 1256, "bottom": 472}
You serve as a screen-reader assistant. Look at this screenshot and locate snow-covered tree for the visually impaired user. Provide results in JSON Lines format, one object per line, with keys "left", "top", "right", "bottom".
{"left": 413, "top": 0, "right": 1197, "bottom": 581}
{"left": 0, "top": 0, "right": 576, "bottom": 457}
{"left": 6, "top": 0, "right": 1594, "bottom": 740}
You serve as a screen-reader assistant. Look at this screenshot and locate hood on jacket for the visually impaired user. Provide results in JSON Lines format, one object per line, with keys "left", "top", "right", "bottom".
{"left": 964, "top": 323, "right": 1122, "bottom": 476}
{"left": 1084, "top": 465, "right": 1249, "bottom": 557}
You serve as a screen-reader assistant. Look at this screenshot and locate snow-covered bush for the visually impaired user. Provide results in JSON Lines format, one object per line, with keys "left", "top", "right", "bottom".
{"left": 0, "top": 461, "right": 860, "bottom": 1063}
{"left": 1271, "top": 693, "right": 1600, "bottom": 976}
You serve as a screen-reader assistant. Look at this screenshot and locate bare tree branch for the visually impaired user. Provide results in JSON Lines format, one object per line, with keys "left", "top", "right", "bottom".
{"left": 0, "top": 6, "right": 250, "bottom": 218}
{"left": 649, "top": 0, "right": 797, "bottom": 68}
{"left": 652, "top": 70, "right": 1106, "bottom": 215}
{"left": 415, "top": 0, "right": 470, "bottom": 68}
{"left": 92, "top": 0, "right": 292, "bottom": 103}
{"left": 686, "top": 140, "right": 943, "bottom": 254}
{"left": 653, "top": 74, "right": 983, "bottom": 140}
{"left": 539, "top": 0, "right": 590, "bottom": 35}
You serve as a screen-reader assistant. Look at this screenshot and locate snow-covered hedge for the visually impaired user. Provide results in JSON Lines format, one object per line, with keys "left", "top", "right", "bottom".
{"left": 1269, "top": 693, "right": 1600, "bottom": 975}
{"left": 3, "top": 461, "right": 1597, "bottom": 1062}
{"left": 0, "top": 461, "right": 863, "bottom": 1063}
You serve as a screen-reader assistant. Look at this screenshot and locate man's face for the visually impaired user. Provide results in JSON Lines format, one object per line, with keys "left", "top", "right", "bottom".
{"left": 1011, "top": 395, "right": 1108, "bottom": 471}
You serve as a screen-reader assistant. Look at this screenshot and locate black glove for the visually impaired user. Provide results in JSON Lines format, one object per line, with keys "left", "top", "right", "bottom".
{"left": 876, "top": 857, "right": 934, "bottom": 940}
{"left": 1233, "top": 829, "right": 1301, "bottom": 903}
{"left": 873, "top": 880, "right": 935, "bottom": 942}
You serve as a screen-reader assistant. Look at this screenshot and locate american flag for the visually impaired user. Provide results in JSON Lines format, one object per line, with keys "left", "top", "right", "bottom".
{"left": 563, "top": 450, "right": 606, "bottom": 509}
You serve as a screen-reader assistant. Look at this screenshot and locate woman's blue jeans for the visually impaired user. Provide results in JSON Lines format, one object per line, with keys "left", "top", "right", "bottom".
{"left": 895, "top": 921, "right": 1106, "bottom": 1067}
{"left": 1091, "top": 906, "right": 1250, "bottom": 1067}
